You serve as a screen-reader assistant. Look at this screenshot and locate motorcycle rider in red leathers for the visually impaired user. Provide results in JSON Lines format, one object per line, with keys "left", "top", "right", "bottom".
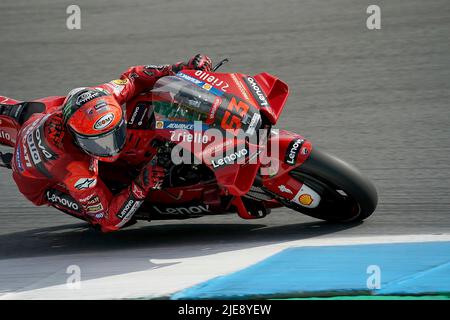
{"left": 1, "top": 54, "right": 213, "bottom": 232}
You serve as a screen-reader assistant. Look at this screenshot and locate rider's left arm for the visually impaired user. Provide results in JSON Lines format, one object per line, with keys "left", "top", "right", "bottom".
{"left": 97, "top": 62, "right": 185, "bottom": 105}
{"left": 97, "top": 54, "right": 212, "bottom": 104}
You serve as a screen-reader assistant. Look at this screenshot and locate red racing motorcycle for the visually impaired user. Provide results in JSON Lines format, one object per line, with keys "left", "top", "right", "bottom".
{"left": 0, "top": 60, "right": 378, "bottom": 224}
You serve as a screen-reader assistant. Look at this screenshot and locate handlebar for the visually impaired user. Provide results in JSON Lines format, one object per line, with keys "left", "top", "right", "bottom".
{"left": 212, "top": 58, "right": 229, "bottom": 72}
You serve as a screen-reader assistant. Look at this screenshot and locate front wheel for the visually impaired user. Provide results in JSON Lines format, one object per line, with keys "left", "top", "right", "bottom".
{"left": 285, "top": 148, "right": 378, "bottom": 222}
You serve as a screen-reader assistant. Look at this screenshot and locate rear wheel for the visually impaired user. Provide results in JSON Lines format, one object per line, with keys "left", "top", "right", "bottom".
{"left": 284, "top": 148, "right": 378, "bottom": 222}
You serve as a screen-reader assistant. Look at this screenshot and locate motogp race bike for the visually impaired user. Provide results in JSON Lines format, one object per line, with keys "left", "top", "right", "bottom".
{"left": 0, "top": 60, "right": 378, "bottom": 224}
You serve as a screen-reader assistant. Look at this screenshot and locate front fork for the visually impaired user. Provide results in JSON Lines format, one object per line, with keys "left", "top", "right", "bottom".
{"left": 232, "top": 129, "right": 319, "bottom": 219}
{"left": 260, "top": 129, "right": 321, "bottom": 209}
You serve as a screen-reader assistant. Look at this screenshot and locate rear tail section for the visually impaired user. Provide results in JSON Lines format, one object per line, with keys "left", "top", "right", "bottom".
{"left": 0, "top": 96, "right": 23, "bottom": 148}
{"left": 0, "top": 95, "right": 63, "bottom": 169}
{"left": 0, "top": 96, "right": 20, "bottom": 168}
{"left": 0, "top": 96, "right": 48, "bottom": 148}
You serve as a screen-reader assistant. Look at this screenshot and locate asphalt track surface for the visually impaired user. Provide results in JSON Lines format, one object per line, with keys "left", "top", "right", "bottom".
{"left": 0, "top": 0, "right": 449, "bottom": 296}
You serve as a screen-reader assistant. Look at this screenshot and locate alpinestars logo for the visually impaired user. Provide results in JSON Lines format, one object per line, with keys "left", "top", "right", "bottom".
{"left": 132, "top": 183, "right": 145, "bottom": 199}
{"left": 74, "top": 178, "right": 97, "bottom": 190}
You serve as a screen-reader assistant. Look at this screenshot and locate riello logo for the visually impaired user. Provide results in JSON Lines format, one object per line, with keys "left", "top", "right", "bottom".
{"left": 194, "top": 70, "right": 229, "bottom": 92}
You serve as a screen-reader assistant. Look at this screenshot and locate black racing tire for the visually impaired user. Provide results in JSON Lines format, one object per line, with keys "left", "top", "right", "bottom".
{"left": 286, "top": 148, "right": 378, "bottom": 222}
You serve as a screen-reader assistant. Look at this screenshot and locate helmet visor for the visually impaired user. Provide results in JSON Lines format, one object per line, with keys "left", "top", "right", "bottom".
{"left": 73, "top": 119, "right": 127, "bottom": 157}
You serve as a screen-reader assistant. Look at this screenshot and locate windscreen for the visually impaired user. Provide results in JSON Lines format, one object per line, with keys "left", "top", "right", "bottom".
{"left": 151, "top": 76, "right": 220, "bottom": 128}
{"left": 151, "top": 75, "right": 262, "bottom": 135}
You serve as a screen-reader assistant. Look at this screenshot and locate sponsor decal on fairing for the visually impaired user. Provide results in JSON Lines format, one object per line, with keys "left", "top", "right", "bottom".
{"left": 246, "top": 113, "right": 261, "bottom": 135}
{"left": 194, "top": 70, "right": 230, "bottom": 92}
{"left": 155, "top": 120, "right": 209, "bottom": 131}
{"left": 170, "top": 130, "right": 211, "bottom": 144}
{"left": 278, "top": 185, "right": 293, "bottom": 194}
{"left": 176, "top": 72, "right": 202, "bottom": 85}
{"left": 284, "top": 138, "right": 304, "bottom": 166}
{"left": 152, "top": 204, "right": 210, "bottom": 215}
{"left": 292, "top": 184, "right": 321, "bottom": 208}
{"left": 206, "top": 97, "right": 222, "bottom": 124}
{"left": 176, "top": 72, "right": 225, "bottom": 96}
{"left": 128, "top": 103, "right": 151, "bottom": 129}
{"left": 243, "top": 76, "right": 271, "bottom": 108}
{"left": 210, "top": 147, "right": 248, "bottom": 168}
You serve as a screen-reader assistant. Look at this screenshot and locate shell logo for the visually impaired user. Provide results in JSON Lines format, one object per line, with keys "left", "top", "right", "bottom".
{"left": 292, "top": 184, "right": 321, "bottom": 208}
{"left": 112, "top": 79, "right": 128, "bottom": 86}
{"left": 202, "top": 83, "right": 212, "bottom": 90}
{"left": 298, "top": 194, "right": 314, "bottom": 206}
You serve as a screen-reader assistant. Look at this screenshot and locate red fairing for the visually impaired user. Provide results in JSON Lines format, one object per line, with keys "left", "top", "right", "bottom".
{"left": 0, "top": 96, "right": 21, "bottom": 147}
{"left": 252, "top": 73, "right": 289, "bottom": 124}
{"left": 177, "top": 70, "right": 289, "bottom": 125}
{"left": 261, "top": 130, "right": 312, "bottom": 198}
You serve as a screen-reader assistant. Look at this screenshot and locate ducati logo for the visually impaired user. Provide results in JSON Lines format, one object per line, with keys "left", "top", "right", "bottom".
{"left": 278, "top": 185, "right": 293, "bottom": 194}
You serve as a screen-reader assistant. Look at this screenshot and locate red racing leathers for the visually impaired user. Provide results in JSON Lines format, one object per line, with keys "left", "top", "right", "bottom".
{"left": 9, "top": 62, "right": 194, "bottom": 232}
